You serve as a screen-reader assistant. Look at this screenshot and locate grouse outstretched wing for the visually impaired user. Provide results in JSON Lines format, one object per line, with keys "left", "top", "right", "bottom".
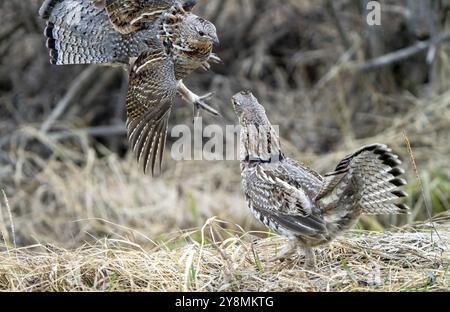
{"left": 39, "top": 0, "right": 153, "bottom": 65}
{"left": 39, "top": 0, "right": 219, "bottom": 175}
{"left": 243, "top": 162, "right": 328, "bottom": 239}
{"left": 126, "top": 46, "right": 177, "bottom": 176}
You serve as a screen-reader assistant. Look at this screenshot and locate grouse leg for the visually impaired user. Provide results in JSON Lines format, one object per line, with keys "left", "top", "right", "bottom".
{"left": 267, "top": 237, "right": 298, "bottom": 262}
{"left": 302, "top": 247, "right": 316, "bottom": 270}
{"left": 177, "top": 81, "right": 220, "bottom": 117}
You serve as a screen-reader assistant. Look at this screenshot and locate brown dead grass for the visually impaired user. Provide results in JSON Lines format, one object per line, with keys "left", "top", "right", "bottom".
{"left": 1, "top": 217, "right": 449, "bottom": 292}
{"left": 1, "top": 0, "right": 450, "bottom": 292}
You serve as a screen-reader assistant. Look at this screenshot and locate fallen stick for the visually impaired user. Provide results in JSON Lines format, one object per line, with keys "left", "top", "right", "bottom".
{"left": 353, "top": 31, "right": 450, "bottom": 72}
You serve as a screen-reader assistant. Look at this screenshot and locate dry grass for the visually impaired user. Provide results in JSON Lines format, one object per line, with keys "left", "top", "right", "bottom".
{"left": 3, "top": 89, "right": 450, "bottom": 248}
{"left": 1, "top": 108, "right": 448, "bottom": 291}
{"left": 1, "top": 217, "right": 449, "bottom": 292}
{"left": 1, "top": 0, "right": 450, "bottom": 292}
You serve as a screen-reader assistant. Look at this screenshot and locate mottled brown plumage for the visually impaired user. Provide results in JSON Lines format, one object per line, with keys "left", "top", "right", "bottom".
{"left": 126, "top": 44, "right": 176, "bottom": 175}
{"left": 39, "top": 0, "right": 220, "bottom": 175}
{"left": 232, "top": 91, "right": 409, "bottom": 268}
{"left": 39, "top": 0, "right": 218, "bottom": 73}
{"left": 104, "top": 0, "right": 178, "bottom": 34}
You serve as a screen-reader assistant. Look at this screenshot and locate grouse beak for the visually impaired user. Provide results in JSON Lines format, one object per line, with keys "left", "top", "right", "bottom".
{"left": 211, "top": 35, "right": 220, "bottom": 46}
{"left": 231, "top": 94, "right": 246, "bottom": 117}
{"left": 231, "top": 96, "right": 239, "bottom": 111}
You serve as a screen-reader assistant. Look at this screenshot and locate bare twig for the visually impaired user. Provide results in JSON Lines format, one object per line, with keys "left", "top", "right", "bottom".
{"left": 403, "top": 131, "right": 446, "bottom": 251}
{"left": 425, "top": 0, "right": 440, "bottom": 97}
{"left": 82, "top": 69, "right": 121, "bottom": 107}
{"left": 353, "top": 31, "right": 450, "bottom": 72}
{"left": 0, "top": 22, "right": 22, "bottom": 42}
{"left": 325, "top": 0, "right": 351, "bottom": 50}
{"left": 110, "top": 73, "right": 128, "bottom": 153}
{"left": 48, "top": 125, "right": 127, "bottom": 141}
{"left": 0, "top": 136, "right": 11, "bottom": 149}
{"left": 40, "top": 66, "right": 99, "bottom": 133}
{"left": 382, "top": 5, "right": 411, "bottom": 19}
{"left": 1, "top": 189, "right": 15, "bottom": 249}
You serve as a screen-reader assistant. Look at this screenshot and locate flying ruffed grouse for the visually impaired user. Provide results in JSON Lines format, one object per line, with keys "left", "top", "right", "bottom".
{"left": 39, "top": 0, "right": 220, "bottom": 175}
{"left": 232, "top": 91, "right": 409, "bottom": 268}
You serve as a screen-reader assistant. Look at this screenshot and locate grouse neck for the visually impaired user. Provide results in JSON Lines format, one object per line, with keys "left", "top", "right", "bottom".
{"left": 239, "top": 124, "right": 283, "bottom": 164}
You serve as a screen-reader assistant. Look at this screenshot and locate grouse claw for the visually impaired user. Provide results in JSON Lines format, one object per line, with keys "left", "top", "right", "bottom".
{"left": 201, "top": 62, "right": 211, "bottom": 71}
{"left": 209, "top": 53, "right": 222, "bottom": 64}
{"left": 193, "top": 92, "right": 219, "bottom": 117}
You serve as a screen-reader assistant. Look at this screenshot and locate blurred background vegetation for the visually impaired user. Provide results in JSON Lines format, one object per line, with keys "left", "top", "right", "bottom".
{"left": 0, "top": 0, "right": 450, "bottom": 249}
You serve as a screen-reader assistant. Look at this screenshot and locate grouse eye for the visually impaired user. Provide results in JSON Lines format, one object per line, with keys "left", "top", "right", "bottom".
{"left": 198, "top": 31, "right": 205, "bottom": 36}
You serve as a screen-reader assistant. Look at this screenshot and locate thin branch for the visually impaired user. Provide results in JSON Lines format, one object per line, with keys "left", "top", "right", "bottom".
{"left": 353, "top": 31, "right": 450, "bottom": 72}
{"left": 0, "top": 22, "right": 22, "bottom": 42}
{"left": 403, "top": 131, "right": 447, "bottom": 251}
{"left": 381, "top": 5, "right": 411, "bottom": 19}
{"left": 1, "top": 189, "right": 15, "bottom": 249}
{"left": 325, "top": 0, "right": 351, "bottom": 50}
{"left": 110, "top": 73, "right": 128, "bottom": 153}
{"left": 0, "top": 141, "right": 8, "bottom": 151}
{"left": 40, "top": 66, "right": 99, "bottom": 133}
{"left": 48, "top": 125, "right": 127, "bottom": 141}
{"left": 425, "top": 0, "right": 440, "bottom": 98}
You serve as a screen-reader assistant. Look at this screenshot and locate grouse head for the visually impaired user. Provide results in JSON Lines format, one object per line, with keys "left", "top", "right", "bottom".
{"left": 232, "top": 91, "right": 283, "bottom": 163}
{"left": 179, "top": 14, "right": 219, "bottom": 52}
{"left": 232, "top": 91, "right": 270, "bottom": 127}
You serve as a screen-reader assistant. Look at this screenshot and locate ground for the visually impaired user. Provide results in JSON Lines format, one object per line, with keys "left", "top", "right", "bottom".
{"left": 1, "top": 217, "right": 449, "bottom": 292}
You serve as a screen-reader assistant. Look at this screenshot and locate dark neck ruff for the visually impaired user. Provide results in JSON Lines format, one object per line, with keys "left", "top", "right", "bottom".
{"left": 243, "top": 153, "right": 285, "bottom": 165}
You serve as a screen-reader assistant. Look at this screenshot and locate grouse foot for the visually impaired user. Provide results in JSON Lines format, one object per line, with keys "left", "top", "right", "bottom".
{"left": 177, "top": 81, "right": 220, "bottom": 117}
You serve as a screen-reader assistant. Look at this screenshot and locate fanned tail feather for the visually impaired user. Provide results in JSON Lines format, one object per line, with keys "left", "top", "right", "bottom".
{"left": 317, "top": 144, "right": 409, "bottom": 215}
{"left": 39, "top": 0, "right": 135, "bottom": 65}
{"left": 44, "top": 22, "right": 111, "bottom": 65}
{"left": 358, "top": 145, "right": 409, "bottom": 214}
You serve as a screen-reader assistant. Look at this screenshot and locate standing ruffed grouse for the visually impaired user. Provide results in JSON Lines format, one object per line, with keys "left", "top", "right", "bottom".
{"left": 39, "top": 0, "right": 220, "bottom": 175}
{"left": 232, "top": 91, "right": 409, "bottom": 268}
